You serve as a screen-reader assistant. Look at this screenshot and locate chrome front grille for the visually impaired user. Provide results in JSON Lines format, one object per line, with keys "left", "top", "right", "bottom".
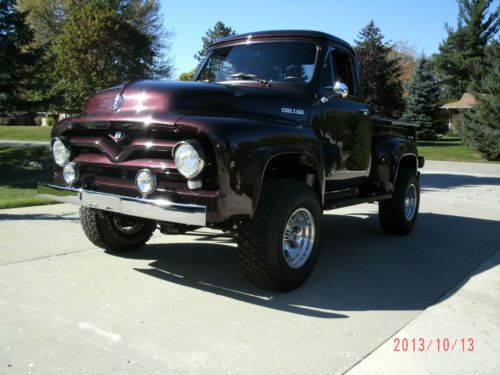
{"left": 61, "top": 122, "right": 218, "bottom": 196}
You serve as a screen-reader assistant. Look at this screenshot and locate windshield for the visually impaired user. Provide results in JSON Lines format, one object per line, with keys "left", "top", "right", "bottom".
{"left": 197, "top": 41, "right": 318, "bottom": 85}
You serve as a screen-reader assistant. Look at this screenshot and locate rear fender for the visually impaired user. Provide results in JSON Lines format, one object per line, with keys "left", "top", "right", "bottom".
{"left": 373, "top": 138, "right": 418, "bottom": 193}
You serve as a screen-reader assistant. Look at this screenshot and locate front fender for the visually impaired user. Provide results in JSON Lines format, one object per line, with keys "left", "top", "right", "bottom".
{"left": 176, "top": 115, "right": 324, "bottom": 220}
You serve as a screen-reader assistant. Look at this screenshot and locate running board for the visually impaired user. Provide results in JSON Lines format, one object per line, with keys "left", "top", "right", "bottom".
{"left": 324, "top": 194, "right": 391, "bottom": 210}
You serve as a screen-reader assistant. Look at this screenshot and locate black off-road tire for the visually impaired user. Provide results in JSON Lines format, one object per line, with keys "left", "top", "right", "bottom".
{"left": 379, "top": 168, "right": 420, "bottom": 235}
{"left": 237, "top": 179, "right": 322, "bottom": 291}
{"left": 80, "top": 207, "right": 156, "bottom": 252}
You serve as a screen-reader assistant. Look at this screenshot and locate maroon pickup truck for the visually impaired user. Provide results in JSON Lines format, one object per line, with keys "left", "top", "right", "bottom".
{"left": 38, "top": 30, "right": 424, "bottom": 291}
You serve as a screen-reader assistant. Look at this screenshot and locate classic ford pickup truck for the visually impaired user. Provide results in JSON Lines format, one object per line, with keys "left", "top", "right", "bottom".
{"left": 39, "top": 30, "right": 424, "bottom": 291}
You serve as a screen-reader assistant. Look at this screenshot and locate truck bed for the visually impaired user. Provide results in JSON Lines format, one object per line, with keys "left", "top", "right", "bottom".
{"left": 372, "top": 116, "right": 419, "bottom": 141}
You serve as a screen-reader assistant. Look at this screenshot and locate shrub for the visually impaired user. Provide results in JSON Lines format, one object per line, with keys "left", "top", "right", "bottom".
{"left": 46, "top": 117, "right": 56, "bottom": 127}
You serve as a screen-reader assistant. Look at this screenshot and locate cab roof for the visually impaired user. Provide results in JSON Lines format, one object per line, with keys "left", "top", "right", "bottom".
{"left": 212, "top": 30, "right": 354, "bottom": 53}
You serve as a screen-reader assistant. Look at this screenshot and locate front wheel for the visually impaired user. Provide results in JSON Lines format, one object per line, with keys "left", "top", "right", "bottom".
{"left": 379, "top": 168, "right": 420, "bottom": 235}
{"left": 237, "top": 179, "right": 322, "bottom": 291}
{"left": 80, "top": 208, "right": 157, "bottom": 252}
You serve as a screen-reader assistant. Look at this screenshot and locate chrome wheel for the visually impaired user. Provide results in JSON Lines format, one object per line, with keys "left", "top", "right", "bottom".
{"left": 404, "top": 184, "right": 417, "bottom": 221}
{"left": 282, "top": 208, "right": 316, "bottom": 269}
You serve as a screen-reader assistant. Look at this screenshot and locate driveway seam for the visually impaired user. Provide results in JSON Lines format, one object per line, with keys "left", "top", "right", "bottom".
{"left": 0, "top": 247, "right": 99, "bottom": 267}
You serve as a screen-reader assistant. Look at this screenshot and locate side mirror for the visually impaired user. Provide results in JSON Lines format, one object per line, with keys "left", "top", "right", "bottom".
{"left": 333, "top": 81, "right": 349, "bottom": 98}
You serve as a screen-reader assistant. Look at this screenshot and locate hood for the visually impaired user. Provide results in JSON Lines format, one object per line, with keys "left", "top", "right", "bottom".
{"left": 75, "top": 80, "right": 310, "bottom": 126}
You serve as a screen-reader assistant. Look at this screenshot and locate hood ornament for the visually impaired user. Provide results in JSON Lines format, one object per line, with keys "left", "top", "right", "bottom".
{"left": 111, "top": 94, "right": 124, "bottom": 112}
{"left": 109, "top": 130, "right": 126, "bottom": 143}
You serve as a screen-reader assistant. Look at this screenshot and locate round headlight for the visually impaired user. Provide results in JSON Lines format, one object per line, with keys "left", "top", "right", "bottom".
{"left": 135, "top": 169, "right": 157, "bottom": 195}
{"left": 173, "top": 141, "right": 205, "bottom": 179}
{"left": 63, "top": 163, "right": 79, "bottom": 185}
{"left": 52, "top": 138, "right": 70, "bottom": 167}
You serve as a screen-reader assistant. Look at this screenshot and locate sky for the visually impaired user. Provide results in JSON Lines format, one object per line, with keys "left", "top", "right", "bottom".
{"left": 160, "top": 0, "right": 460, "bottom": 77}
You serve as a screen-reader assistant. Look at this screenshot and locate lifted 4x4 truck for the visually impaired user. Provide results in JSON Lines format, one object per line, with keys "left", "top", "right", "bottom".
{"left": 39, "top": 30, "right": 424, "bottom": 291}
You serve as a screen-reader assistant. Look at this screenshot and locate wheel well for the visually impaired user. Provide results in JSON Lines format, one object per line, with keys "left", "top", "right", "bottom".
{"left": 263, "top": 154, "right": 321, "bottom": 196}
{"left": 395, "top": 154, "right": 417, "bottom": 183}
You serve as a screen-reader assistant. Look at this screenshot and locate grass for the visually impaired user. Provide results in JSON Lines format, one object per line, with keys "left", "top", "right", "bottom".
{"left": 0, "top": 126, "right": 51, "bottom": 142}
{"left": 417, "top": 134, "right": 493, "bottom": 163}
{"left": 0, "top": 146, "right": 56, "bottom": 209}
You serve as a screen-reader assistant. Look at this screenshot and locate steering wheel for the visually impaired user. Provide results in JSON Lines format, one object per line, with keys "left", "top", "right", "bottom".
{"left": 282, "top": 76, "right": 305, "bottom": 83}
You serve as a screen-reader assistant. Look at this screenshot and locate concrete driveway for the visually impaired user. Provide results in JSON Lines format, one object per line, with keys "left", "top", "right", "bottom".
{"left": 1, "top": 161, "right": 499, "bottom": 374}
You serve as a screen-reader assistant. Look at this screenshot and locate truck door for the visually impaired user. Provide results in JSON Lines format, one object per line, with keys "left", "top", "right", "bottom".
{"left": 319, "top": 48, "right": 371, "bottom": 190}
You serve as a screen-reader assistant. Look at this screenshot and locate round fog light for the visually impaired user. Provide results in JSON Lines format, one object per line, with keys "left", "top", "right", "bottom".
{"left": 135, "top": 169, "right": 157, "bottom": 195}
{"left": 63, "top": 163, "right": 79, "bottom": 185}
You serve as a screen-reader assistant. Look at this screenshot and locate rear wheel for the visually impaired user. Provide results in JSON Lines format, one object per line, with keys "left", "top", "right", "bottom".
{"left": 80, "top": 208, "right": 156, "bottom": 252}
{"left": 237, "top": 179, "right": 322, "bottom": 291}
{"left": 379, "top": 168, "right": 420, "bottom": 235}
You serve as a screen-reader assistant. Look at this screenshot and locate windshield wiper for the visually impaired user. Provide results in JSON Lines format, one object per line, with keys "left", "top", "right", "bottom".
{"left": 229, "top": 72, "right": 271, "bottom": 86}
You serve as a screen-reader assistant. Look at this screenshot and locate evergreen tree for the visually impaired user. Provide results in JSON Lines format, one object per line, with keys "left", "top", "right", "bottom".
{"left": 354, "top": 21, "right": 404, "bottom": 118}
{"left": 433, "top": 0, "right": 499, "bottom": 99}
{"left": 53, "top": 1, "right": 157, "bottom": 112}
{"left": 460, "top": 42, "right": 500, "bottom": 160}
{"left": 0, "top": 0, "right": 40, "bottom": 112}
{"left": 194, "top": 21, "right": 235, "bottom": 63}
{"left": 401, "top": 59, "right": 443, "bottom": 139}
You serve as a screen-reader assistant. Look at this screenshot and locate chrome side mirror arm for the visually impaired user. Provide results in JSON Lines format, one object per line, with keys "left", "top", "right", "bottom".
{"left": 318, "top": 81, "right": 349, "bottom": 104}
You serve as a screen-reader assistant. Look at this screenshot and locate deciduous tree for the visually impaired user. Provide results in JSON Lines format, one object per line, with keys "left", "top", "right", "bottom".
{"left": 178, "top": 69, "right": 196, "bottom": 81}
{"left": 53, "top": 1, "right": 156, "bottom": 111}
{"left": 389, "top": 40, "right": 421, "bottom": 93}
{"left": 18, "top": 0, "right": 173, "bottom": 111}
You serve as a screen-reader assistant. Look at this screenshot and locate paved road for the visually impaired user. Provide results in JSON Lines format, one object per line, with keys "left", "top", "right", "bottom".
{"left": 0, "top": 161, "right": 499, "bottom": 374}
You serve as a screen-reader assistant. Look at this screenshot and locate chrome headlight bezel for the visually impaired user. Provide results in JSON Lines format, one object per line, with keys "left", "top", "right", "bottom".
{"left": 173, "top": 141, "right": 205, "bottom": 179}
{"left": 52, "top": 138, "right": 71, "bottom": 167}
{"left": 135, "top": 169, "right": 157, "bottom": 196}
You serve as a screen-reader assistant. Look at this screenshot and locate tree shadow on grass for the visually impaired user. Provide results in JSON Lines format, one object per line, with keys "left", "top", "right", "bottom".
{"left": 417, "top": 136, "right": 462, "bottom": 147}
{"left": 0, "top": 146, "right": 52, "bottom": 190}
{"left": 113, "top": 212, "right": 500, "bottom": 319}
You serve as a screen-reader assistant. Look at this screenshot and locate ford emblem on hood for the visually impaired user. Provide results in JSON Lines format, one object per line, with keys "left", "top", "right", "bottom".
{"left": 111, "top": 94, "right": 124, "bottom": 112}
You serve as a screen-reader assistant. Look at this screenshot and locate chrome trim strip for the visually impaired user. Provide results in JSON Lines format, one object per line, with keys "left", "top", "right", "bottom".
{"left": 37, "top": 183, "right": 206, "bottom": 226}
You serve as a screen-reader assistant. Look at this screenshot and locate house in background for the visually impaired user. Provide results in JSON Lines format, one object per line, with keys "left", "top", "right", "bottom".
{"left": 441, "top": 92, "right": 477, "bottom": 132}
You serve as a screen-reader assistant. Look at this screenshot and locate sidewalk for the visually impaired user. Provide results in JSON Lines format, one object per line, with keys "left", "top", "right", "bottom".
{"left": 423, "top": 160, "right": 500, "bottom": 176}
{"left": 347, "top": 249, "right": 500, "bottom": 375}
{"left": 0, "top": 140, "right": 50, "bottom": 147}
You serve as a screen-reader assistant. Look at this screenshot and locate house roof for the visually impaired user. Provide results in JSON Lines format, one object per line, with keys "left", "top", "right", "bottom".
{"left": 441, "top": 93, "right": 477, "bottom": 109}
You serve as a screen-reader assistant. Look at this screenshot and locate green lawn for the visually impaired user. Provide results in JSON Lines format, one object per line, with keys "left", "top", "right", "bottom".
{"left": 417, "top": 134, "right": 492, "bottom": 163}
{"left": 0, "top": 126, "right": 52, "bottom": 142}
{"left": 0, "top": 146, "right": 55, "bottom": 209}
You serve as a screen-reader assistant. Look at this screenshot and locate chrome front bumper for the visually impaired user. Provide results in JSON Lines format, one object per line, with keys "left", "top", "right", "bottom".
{"left": 37, "top": 183, "right": 206, "bottom": 226}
